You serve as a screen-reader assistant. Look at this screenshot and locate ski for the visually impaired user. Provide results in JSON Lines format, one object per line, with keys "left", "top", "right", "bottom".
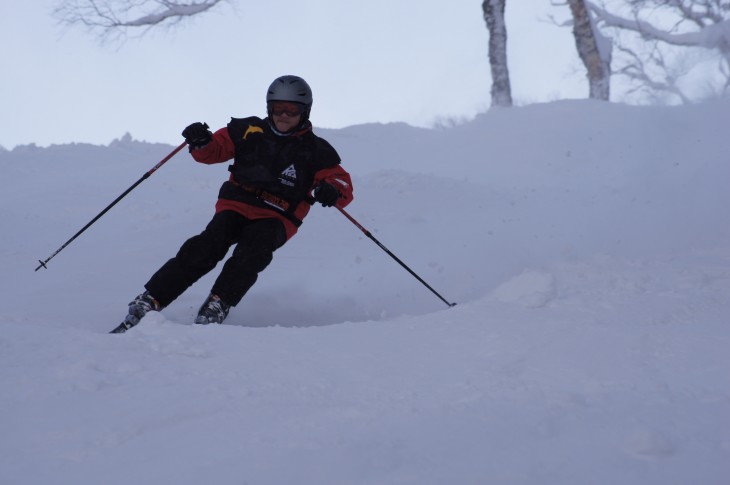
{"left": 109, "top": 315, "right": 140, "bottom": 334}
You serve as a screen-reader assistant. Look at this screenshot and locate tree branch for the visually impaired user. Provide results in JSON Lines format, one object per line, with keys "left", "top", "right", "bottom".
{"left": 583, "top": 0, "right": 730, "bottom": 103}
{"left": 53, "top": 0, "right": 226, "bottom": 41}
{"left": 588, "top": 0, "right": 730, "bottom": 51}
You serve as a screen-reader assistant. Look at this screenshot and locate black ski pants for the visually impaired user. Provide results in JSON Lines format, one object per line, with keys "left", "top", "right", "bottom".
{"left": 145, "top": 210, "right": 287, "bottom": 308}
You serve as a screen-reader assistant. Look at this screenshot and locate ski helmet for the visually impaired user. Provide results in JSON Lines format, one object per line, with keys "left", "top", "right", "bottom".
{"left": 267, "top": 75, "right": 313, "bottom": 106}
{"left": 266, "top": 75, "right": 313, "bottom": 125}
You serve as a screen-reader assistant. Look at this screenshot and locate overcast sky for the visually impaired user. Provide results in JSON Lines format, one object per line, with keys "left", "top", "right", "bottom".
{"left": 1, "top": 1, "right": 587, "bottom": 149}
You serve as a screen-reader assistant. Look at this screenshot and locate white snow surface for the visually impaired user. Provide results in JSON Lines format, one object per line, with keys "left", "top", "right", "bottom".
{"left": 2, "top": 99, "right": 730, "bottom": 484}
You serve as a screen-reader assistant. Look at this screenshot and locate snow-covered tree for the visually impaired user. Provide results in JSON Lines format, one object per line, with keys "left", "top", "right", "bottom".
{"left": 588, "top": 0, "right": 730, "bottom": 103}
{"left": 53, "top": 0, "right": 225, "bottom": 42}
{"left": 567, "top": 0, "right": 612, "bottom": 100}
{"left": 482, "top": 0, "right": 513, "bottom": 107}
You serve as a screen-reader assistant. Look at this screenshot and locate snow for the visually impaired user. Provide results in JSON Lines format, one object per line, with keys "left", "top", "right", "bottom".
{"left": 2, "top": 99, "right": 730, "bottom": 484}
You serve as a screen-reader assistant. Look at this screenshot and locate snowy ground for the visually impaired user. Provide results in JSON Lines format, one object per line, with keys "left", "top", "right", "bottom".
{"left": 1, "top": 99, "right": 729, "bottom": 484}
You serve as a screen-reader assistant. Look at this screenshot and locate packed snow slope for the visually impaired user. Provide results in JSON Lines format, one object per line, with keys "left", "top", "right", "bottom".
{"left": 2, "top": 99, "right": 729, "bottom": 485}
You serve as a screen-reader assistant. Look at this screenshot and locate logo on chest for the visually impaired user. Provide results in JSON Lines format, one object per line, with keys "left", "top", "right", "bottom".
{"left": 243, "top": 125, "right": 264, "bottom": 140}
{"left": 279, "top": 164, "right": 297, "bottom": 187}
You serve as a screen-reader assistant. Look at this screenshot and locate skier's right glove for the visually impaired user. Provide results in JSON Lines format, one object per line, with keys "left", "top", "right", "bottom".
{"left": 182, "top": 122, "right": 212, "bottom": 149}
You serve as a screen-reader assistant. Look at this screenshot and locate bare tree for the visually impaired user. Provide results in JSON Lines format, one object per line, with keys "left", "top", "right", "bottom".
{"left": 482, "top": 0, "right": 513, "bottom": 107}
{"left": 587, "top": 0, "right": 730, "bottom": 102}
{"left": 53, "top": 0, "right": 225, "bottom": 42}
{"left": 567, "top": 0, "right": 612, "bottom": 100}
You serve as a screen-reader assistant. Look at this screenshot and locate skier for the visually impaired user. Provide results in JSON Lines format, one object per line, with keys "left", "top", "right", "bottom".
{"left": 112, "top": 75, "right": 353, "bottom": 333}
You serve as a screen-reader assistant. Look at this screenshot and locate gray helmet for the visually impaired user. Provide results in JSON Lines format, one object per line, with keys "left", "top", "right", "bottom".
{"left": 266, "top": 75, "right": 313, "bottom": 107}
{"left": 266, "top": 75, "right": 313, "bottom": 130}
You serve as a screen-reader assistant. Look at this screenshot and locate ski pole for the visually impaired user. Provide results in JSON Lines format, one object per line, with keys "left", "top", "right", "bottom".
{"left": 337, "top": 207, "right": 456, "bottom": 308}
{"left": 35, "top": 140, "right": 188, "bottom": 271}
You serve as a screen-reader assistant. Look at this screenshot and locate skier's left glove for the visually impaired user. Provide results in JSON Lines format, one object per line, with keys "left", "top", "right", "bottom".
{"left": 313, "top": 181, "right": 341, "bottom": 207}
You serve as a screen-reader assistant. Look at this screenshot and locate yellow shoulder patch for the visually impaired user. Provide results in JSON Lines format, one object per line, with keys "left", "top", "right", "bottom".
{"left": 243, "top": 125, "right": 264, "bottom": 140}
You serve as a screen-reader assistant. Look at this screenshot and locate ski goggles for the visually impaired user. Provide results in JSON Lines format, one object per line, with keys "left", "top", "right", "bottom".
{"left": 269, "top": 101, "right": 305, "bottom": 117}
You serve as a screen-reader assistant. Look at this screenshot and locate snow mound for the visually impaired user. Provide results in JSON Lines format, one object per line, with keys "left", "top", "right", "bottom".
{"left": 492, "top": 270, "right": 556, "bottom": 308}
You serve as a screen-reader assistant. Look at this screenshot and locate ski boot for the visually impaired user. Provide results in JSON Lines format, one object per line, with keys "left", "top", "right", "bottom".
{"left": 110, "top": 291, "right": 161, "bottom": 334}
{"left": 195, "top": 294, "right": 230, "bottom": 325}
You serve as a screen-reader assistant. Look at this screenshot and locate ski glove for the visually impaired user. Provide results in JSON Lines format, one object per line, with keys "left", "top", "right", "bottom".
{"left": 182, "top": 122, "right": 212, "bottom": 149}
{"left": 313, "top": 181, "right": 341, "bottom": 207}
